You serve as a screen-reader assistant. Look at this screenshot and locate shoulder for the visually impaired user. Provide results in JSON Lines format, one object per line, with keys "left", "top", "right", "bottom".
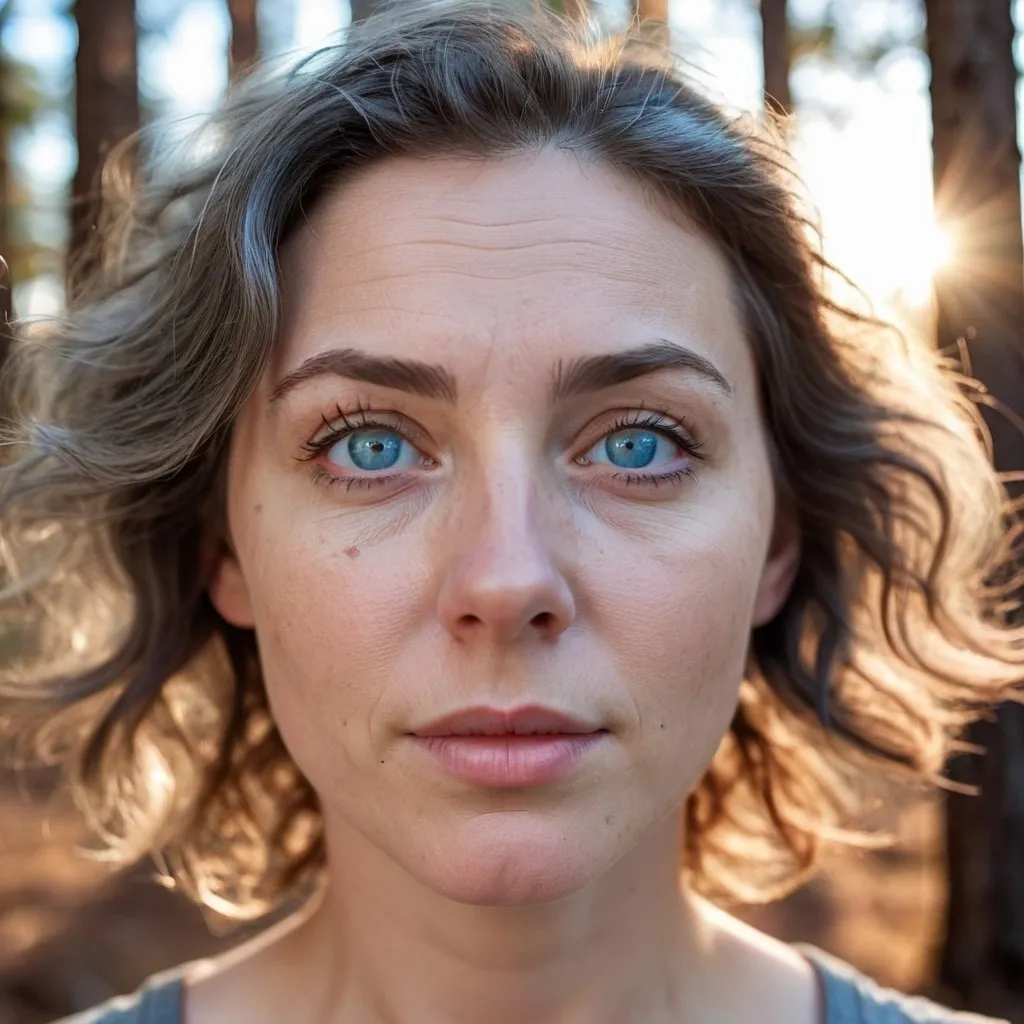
{"left": 796, "top": 944, "right": 1010, "bottom": 1024}
{"left": 50, "top": 965, "right": 186, "bottom": 1024}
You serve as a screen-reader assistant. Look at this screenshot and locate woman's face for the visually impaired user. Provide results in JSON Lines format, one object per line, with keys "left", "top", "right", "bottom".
{"left": 211, "top": 150, "right": 798, "bottom": 906}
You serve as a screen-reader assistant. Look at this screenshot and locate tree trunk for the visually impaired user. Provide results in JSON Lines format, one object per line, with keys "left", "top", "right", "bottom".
{"left": 71, "top": 0, "right": 139, "bottom": 273}
{"left": 760, "top": 0, "right": 791, "bottom": 118}
{"left": 926, "top": 0, "right": 1024, "bottom": 1017}
{"left": 0, "top": 1, "right": 11, "bottom": 284}
{"left": 228, "top": 0, "right": 259, "bottom": 80}
{"left": 0, "top": 119, "right": 7, "bottom": 282}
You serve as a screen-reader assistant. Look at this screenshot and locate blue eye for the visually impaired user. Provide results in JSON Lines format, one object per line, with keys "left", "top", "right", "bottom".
{"left": 326, "top": 428, "right": 419, "bottom": 473}
{"left": 605, "top": 429, "right": 658, "bottom": 468}
{"left": 586, "top": 426, "right": 681, "bottom": 471}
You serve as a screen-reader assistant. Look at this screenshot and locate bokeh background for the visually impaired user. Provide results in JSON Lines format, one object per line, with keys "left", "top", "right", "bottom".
{"left": 1, "top": 0, "right": 1023, "bottom": 1021}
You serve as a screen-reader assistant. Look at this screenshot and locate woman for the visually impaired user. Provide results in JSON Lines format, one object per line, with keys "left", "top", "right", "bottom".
{"left": 1, "top": 2, "right": 1018, "bottom": 1021}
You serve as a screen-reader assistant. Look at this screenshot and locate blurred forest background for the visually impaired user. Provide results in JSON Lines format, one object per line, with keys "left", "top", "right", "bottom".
{"left": 0, "top": 0, "right": 1023, "bottom": 1021}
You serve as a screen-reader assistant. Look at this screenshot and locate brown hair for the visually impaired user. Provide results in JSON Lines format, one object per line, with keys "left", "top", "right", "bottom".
{"left": 2, "top": 0, "right": 1021, "bottom": 917}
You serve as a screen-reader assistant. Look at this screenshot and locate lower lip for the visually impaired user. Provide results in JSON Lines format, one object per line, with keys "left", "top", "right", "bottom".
{"left": 411, "top": 733, "right": 606, "bottom": 787}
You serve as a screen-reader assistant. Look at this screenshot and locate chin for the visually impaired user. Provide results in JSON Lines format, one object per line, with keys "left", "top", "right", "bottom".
{"left": 413, "top": 815, "right": 611, "bottom": 907}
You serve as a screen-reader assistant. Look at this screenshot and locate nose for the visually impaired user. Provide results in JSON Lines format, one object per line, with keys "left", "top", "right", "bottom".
{"left": 436, "top": 471, "right": 576, "bottom": 646}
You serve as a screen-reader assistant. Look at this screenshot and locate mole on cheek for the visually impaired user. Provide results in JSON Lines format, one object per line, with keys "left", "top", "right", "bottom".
{"left": 344, "top": 546, "right": 361, "bottom": 559}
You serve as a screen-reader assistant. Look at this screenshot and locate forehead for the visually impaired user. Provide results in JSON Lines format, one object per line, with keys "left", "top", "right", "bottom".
{"left": 272, "top": 150, "right": 753, "bottom": 394}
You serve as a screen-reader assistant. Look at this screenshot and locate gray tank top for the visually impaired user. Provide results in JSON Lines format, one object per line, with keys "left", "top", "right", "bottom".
{"left": 71, "top": 944, "right": 1008, "bottom": 1023}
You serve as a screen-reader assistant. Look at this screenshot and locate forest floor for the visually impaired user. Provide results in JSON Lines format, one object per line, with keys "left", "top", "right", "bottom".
{"left": 0, "top": 768, "right": 974, "bottom": 1024}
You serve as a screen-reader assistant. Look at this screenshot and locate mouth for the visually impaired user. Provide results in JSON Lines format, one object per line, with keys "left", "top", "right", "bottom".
{"left": 410, "top": 704, "right": 604, "bottom": 738}
{"left": 408, "top": 705, "right": 608, "bottom": 787}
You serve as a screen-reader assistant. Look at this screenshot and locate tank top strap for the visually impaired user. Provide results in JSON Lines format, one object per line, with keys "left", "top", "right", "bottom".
{"left": 136, "top": 972, "right": 183, "bottom": 1024}
{"left": 84, "top": 969, "right": 184, "bottom": 1024}
{"left": 794, "top": 943, "right": 1008, "bottom": 1024}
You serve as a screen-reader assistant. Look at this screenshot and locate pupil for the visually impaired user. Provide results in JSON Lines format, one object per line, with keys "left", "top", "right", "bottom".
{"left": 349, "top": 430, "right": 401, "bottom": 470}
{"left": 606, "top": 429, "right": 657, "bottom": 469}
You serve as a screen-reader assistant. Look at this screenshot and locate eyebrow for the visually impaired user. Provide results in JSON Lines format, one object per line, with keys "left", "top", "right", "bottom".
{"left": 552, "top": 340, "right": 732, "bottom": 400}
{"left": 269, "top": 339, "right": 731, "bottom": 406}
{"left": 270, "top": 348, "right": 458, "bottom": 404}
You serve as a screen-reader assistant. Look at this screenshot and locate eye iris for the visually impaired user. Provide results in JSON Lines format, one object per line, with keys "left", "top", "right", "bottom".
{"left": 348, "top": 430, "right": 402, "bottom": 471}
{"left": 605, "top": 428, "right": 658, "bottom": 469}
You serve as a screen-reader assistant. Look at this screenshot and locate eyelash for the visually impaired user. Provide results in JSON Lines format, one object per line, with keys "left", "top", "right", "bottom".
{"left": 297, "top": 402, "right": 428, "bottom": 492}
{"left": 578, "top": 410, "right": 706, "bottom": 488}
{"left": 298, "top": 403, "right": 705, "bottom": 491}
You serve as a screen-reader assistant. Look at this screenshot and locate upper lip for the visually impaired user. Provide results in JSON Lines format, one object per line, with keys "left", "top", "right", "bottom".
{"left": 411, "top": 705, "right": 602, "bottom": 738}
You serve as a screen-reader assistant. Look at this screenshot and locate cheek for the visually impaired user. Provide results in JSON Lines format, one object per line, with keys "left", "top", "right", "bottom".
{"left": 588, "top": 479, "right": 772, "bottom": 782}
{"left": 231, "top": 499, "right": 433, "bottom": 777}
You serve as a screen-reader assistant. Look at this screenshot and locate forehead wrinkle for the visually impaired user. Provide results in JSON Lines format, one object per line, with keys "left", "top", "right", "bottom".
{"left": 283, "top": 159, "right": 735, "bottom": 306}
{"left": 309, "top": 230, "right": 709, "bottom": 293}
{"left": 299, "top": 159, "right": 720, "bottom": 279}
{"left": 273, "top": 152, "right": 748, "bottom": 397}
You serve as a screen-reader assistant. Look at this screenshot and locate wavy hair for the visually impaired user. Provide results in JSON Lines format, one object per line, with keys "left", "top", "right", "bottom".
{"left": 1, "top": 0, "right": 1021, "bottom": 917}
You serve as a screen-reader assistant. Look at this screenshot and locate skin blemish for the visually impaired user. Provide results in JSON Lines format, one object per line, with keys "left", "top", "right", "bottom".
{"left": 345, "top": 545, "right": 361, "bottom": 559}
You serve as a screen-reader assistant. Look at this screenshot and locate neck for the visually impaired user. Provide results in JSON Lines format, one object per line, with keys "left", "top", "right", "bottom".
{"left": 286, "top": 808, "right": 728, "bottom": 1024}
{"left": 184, "top": 809, "right": 820, "bottom": 1024}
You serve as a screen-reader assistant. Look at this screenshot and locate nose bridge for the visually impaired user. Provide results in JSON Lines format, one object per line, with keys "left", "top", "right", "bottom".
{"left": 487, "top": 470, "right": 552, "bottom": 574}
{"left": 437, "top": 444, "right": 575, "bottom": 644}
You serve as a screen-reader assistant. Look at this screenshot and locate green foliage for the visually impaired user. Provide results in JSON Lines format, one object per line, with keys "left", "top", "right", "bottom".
{"left": 783, "top": 0, "right": 925, "bottom": 128}
{"left": 543, "top": 0, "right": 588, "bottom": 17}
{"left": 3, "top": 58, "right": 48, "bottom": 131}
{"left": 788, "top": 0, "right": 924, "bottom": 75}
{"left": 0, "top": 5, "right": 61, "bottom": 301}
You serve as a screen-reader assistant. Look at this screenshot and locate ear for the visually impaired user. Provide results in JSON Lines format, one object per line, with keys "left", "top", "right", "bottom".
{"left": 751, "top": 502, "right": 801, "bottom": 628}
{"left": 204, "top": 533, "right": 255, "bottom": 629}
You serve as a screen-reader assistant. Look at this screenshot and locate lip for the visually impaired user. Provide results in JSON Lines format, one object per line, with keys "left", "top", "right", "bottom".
{"left": 411, "top": 704, "right": 601, "bottom": 738}
{"left": 409, "top": 705, "right": 607, "bottom": 788}
{"left": 411, "top": 734, "right": 606, "bottom": 787}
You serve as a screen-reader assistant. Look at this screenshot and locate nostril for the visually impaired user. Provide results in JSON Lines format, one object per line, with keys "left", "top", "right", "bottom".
{"left": 531, "top": 611, "right": 555, "bottom": 630}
